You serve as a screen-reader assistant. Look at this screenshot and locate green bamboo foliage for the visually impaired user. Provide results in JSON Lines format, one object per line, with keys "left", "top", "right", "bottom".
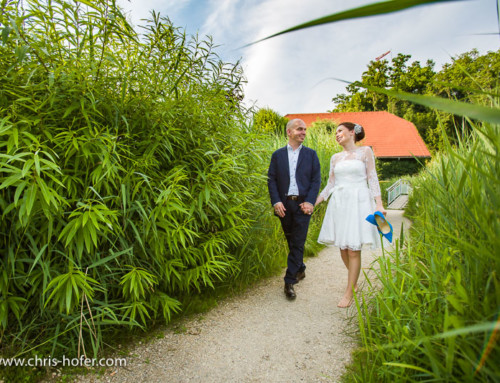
{"left": 0, "top": 0, "right": 263, "bottom": 358}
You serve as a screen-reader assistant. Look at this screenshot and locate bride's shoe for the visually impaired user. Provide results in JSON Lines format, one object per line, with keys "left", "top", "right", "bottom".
{"left": 366, "top": 211, "right": 393, "bottom": 242}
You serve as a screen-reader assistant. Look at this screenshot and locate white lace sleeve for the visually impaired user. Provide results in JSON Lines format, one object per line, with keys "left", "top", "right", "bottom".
{"left": 364, "top": 147, "right": 381, "bottom": 198}
{"left": 319, "top": 154, "right": 336, "bottom": 200}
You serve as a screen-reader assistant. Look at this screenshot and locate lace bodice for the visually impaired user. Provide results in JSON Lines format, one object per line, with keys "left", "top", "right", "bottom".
{"left": 319, "top": 146, "right": 381, "bottom": 200}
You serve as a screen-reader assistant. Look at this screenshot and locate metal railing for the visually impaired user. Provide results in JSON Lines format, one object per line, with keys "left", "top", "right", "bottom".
{"left": 387, "top": 179, "right": 412, "bottom": 206}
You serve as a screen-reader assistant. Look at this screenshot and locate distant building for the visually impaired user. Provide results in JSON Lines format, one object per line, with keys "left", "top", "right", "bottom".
{"left": 284, "top": 111, "right": 431, "bottom": 159}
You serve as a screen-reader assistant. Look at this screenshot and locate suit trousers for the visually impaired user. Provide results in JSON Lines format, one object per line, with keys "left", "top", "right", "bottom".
{"left": 279, "top": 199, "right": 311, "bottom": 284}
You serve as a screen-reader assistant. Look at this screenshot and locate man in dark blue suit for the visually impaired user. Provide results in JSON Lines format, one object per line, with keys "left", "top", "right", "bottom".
{"left": 268, "top": 119, "right": 321, "bottom": 299}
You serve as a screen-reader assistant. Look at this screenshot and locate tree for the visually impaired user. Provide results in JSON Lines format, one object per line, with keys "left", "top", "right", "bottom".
{"left": 332, "top": 54, "right": 435, "bottom": 115}
{"left": 332, "top": 59, "right": 390, "bottom": 112}
{"left": 330, "top": 50, "right": 500, "bottom": 151}
{"left": 428, "top": 49, "right": 500, "bottom": 143}
{"left": 310, "top": 118, "right": 336, "bottom": 133}
{"left": 332, "top": 53, "right": 439, "bottom": 148}
{"left": 252, "top": 107, "right": 288, "bottom": 135}
{"left": 431, "top": 49, "right": 499, "bottom": 103}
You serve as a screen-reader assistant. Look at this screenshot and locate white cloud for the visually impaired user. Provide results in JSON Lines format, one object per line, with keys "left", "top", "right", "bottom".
{"left": 116, "top": 0, "right": 191, "bottom": 28}
{"left": 235, "top": 0, "right": 499, "bottom": 114}
{"left": 202, "top": 0, "right": 240, "bottom": 38}
{"left": 116, "top": 0, "right": 499, "bottom": 115}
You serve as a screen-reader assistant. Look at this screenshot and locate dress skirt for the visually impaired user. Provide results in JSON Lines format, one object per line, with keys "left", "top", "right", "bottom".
{"left": 317, "top": 184, "right": 381, "bottom": 251}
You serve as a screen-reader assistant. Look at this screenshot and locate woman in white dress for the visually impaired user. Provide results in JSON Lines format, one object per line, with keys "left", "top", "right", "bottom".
{"left": 315, "top": 122, "right": 386, "bottom": 308}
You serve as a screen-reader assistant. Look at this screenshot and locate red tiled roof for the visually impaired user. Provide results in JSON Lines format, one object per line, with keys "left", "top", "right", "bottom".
{"left": 284, "top": 111, "right": 431, "bottom": 158}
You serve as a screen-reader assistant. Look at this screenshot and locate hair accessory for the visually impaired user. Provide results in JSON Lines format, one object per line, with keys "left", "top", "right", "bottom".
{"left": 366, "top": 211, "right": 393, "bottom": 242}
{"left": 354, "top": 124, "right": 362, "bottom": 134}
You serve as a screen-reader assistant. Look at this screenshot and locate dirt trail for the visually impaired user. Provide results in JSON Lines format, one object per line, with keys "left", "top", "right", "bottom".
{"left": 74, "top": 210, "right": 409, "bottom": 383}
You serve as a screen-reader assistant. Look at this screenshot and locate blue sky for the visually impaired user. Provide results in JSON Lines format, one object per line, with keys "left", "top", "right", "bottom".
{"left": 116, "top": 0, "right": 499, "bottom": 115}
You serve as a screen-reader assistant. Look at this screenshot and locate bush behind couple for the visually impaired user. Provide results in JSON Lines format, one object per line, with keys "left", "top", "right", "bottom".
{"left": 267, "top": 118, "right": 386, "bottom": 308}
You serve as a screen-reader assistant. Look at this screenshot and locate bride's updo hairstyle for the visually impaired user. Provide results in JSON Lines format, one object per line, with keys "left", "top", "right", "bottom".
{"left": 339, "top": 122, "right": 365, "bottom": 142}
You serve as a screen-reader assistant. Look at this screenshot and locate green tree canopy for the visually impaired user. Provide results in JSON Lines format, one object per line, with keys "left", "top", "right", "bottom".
{"left": 331, "top": 49, "right": 499, "bottom": 151}
{"left": 332, "top": 53, "right": 438, "bottom": 148}
{"left": 252, "top": 107, "right": 288, "bottom": 135}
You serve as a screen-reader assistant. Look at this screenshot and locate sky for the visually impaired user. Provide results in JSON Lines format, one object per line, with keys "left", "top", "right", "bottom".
{"left": 116, "top": 0, "right": 499, "bottom": 115}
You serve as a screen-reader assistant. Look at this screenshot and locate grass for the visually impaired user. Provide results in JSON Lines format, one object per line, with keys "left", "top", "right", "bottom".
{"left": 343, "top": 116, "right": 499, "bottom": 382}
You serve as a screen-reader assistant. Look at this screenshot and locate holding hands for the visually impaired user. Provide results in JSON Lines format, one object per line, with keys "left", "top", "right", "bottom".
{"left": 314, "top": 196, "right": 324, "bottom": 206}
{"left": 274, "top": 201, "right": 314, "bottom": 217}
{"left": 300, "top": 202, "right": 314, "bottom": 215}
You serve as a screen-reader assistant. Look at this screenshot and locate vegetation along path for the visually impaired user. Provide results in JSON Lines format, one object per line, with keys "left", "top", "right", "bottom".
{"left": 74, "top": 210, "right": 409, "bottom": 383}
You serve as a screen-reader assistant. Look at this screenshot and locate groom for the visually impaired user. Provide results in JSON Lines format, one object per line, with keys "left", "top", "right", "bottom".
{"left": 267, "top": 119, "right": 321, "bottom": 300}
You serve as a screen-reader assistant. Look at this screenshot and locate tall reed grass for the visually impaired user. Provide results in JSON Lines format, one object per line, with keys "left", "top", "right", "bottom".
{"left": 344, "top": 116, "right": 499, "bottom": 382}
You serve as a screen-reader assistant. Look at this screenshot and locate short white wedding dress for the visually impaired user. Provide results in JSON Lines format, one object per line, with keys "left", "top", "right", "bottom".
{"left": 317, "top": 146, "right": 381, "bottom": 250}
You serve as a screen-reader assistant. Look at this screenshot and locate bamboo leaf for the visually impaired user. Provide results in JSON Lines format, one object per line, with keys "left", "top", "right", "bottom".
{"left": 87, "top": 247, "right": 133, "bottom": 269}
{"left": 432, "top": 320, "right": 499, "bottom": 339}
{"left": 63, "top": 102, "right": 80, "bottom": 119}
{"left": 121, "top": 183, "right": 127, "bottom": 213}
{"left": 59, "top": 219, "right": 79, "bottom": 246}
{"left": 39, "top": 158, "right": 62, "bottom": 173}
{"left": 0, "top": 173, "right": 22, "bottom": 189}
{"left": 74, "top": 0, "right": 101, "bottom": 11}
{"left": 34, "top": 153, "right": 40, "bottom": 175}
{"left": 28, "top": 244, "right": 49, "bottom": 274}
{"left": 88, "top": 223, "right": 98, "bottom": 248}
{"left": 248, "top": 0, "right": 459, "bottom": 45}
{"left": 13, "top": 180, "right": 28, "bottom": 205}
{"left": 0, "top": 117, "right": 11, "bottom": 134}
{"left": 21, "top": 159, "right": 34, "bottom": 177}
{"left": 383, "top": 362, "right": 434, "bottom": 374}
{"left": 82, "top": 211, "right": 89, "bottom": 227}
{"left": 362, "top": 85, "right": 500, "bottom": 125}
{"left": 83, "top": 225, "right": 92, "bottom": 253}
{"left": 35, "top": 177, "right": 52, "bottom": 205}
{"left": 25, "top": 183, "right": 37, "bottom": 216}
{"left": 1, "top": 26, "right": 11, "bottom": 44}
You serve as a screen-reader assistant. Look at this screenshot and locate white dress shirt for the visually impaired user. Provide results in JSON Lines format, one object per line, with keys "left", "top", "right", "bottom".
{"left": 287, "top": 144, "right": 302, "bottom": 196}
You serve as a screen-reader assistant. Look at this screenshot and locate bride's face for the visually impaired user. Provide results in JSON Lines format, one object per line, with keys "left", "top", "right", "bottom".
{"left": 336, "top": 125, "right": 354, "bottom": 146}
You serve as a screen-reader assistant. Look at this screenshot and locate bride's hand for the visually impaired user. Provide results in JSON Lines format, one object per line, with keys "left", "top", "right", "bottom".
{"left": 315, "top": 196, "right": 324, "bottom": 206}
{"left": 376, "top": 204, "right": 387, "bottom": 216}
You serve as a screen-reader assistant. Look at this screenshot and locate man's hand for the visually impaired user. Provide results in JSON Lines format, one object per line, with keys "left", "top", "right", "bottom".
{"left": 274, "top": 202, "right": 286, "bottom": 218}
{"left": 300, "top": 202, "right": 314, "bottom": 215}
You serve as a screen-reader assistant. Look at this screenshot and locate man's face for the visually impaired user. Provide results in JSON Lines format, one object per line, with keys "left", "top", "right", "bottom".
{"left": 287, "top": 121, "right": 307, "bottom": 144}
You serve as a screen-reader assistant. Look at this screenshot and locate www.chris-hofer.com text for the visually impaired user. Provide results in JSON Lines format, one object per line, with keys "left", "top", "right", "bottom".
{"left": 0, "top": 355, "right": 127, "bottom": 367}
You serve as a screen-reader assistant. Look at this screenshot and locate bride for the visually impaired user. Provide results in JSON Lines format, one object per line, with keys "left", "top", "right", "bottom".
{"left": 315, "top": 122, "right": 386, "bottom": 308}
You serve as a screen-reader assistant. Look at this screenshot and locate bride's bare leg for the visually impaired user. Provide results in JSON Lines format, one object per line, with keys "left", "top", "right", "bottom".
{"left": 339, "top": 249, "right": 358, "bottom": 294}
{"left": 340, "top": 249, "right": 349, "bottom": 269}
{"left": 338, "top": 249, "right": 361, "bottom": 308}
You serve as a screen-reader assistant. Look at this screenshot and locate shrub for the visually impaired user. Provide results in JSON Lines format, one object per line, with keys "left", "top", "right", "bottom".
{"left": 252, "top": 107, "right": 289, "bottom": 135}
{"left": 0, "top": 0, "right": 261, "bottom": 361}
{"left": 376, "top": 157, "right": 427, "bottom": 180}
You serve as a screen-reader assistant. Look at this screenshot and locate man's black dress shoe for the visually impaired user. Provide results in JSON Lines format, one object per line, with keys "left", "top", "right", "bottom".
{"left": 296, "top": 271, "right": 306, "bottom": 283}
{"left": 284, "top": 283, "right": 296, "bottom": 300}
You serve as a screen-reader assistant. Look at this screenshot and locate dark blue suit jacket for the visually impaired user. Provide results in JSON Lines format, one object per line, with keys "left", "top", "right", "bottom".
{"left": 267, "top": 145, "right": 321, "bottom": 207}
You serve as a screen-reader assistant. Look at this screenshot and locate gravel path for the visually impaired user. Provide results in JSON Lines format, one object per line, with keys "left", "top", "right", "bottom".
{"left": 74, "top": 210, "right": 409, "bottom": 383}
